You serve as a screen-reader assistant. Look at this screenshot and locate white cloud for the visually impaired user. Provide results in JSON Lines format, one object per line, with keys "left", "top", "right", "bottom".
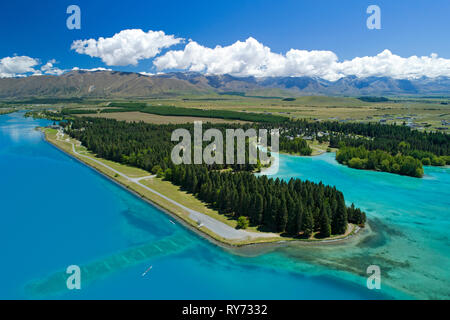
{"left": 71, "top": 29, "right": 183, "bottom": 66}
{"left": 0, "top": 56, "right": 67, "bottom": 78}
{"left": 335, "top": 50, "right": 450, "bottom": 80}
{"left": 0, "top": 56, "right": 39, "bottom": 78}
{"left": 154, "top": 37, "right": 450, "bottom": 81}
{"left": 153, "top": 38, "right": 288, "bottom": 77}
{"left": 40, "top": 59, "right": 64, "bottom": 76}
{"left": 138, "top": 72, "right": 155, "bottom": 77}
{"left": 71, "top": 67, "right": 112, "bottom": 72}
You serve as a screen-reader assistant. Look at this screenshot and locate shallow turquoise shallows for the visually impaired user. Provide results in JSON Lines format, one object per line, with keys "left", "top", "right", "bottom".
{"left": 0, "top": 112, "right": 448, "bottom": 299}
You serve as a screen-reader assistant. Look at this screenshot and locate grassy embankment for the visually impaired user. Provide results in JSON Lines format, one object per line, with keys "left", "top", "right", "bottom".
{"left": 42, "top": 127, "right": 358, "bottom": 246}
{"left": 0, "top": 108, "right": 15, "bottom": 115}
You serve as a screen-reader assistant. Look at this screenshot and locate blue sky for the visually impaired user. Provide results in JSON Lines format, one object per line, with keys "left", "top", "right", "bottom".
{"left": 1, "top": 0, "right": 450, "bottom": 79}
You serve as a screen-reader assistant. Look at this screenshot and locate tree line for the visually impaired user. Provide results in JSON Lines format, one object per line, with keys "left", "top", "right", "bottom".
{"left": 265, "top": 119, "right": 450, "bottom": 175}
{"left": 62, "top": 103, "right": 288, "bottom": 123}
{"left": 279, "top": 136, "right": 312, "bottom": 155}
{"left": 66, "top": 118, "right": 262, "bottom": 172}
{"left": 276, "top": 119, "right": 449, "bottom": 158}
{"left": 169, "top": 165, "right": 365, "bottom": 237}
{"left": 63, "top": 117, "right": 366, "bottom": 237}
{"left": 336, "top": 146, "right": 424, "bottom": 177}
{"left": 329, "top": 135, "right": 450, "bottom": 167}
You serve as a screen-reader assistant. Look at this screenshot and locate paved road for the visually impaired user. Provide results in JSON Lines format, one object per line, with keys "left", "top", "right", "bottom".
{"left": 58, "top": 131, "right": 277, "bottom": 241}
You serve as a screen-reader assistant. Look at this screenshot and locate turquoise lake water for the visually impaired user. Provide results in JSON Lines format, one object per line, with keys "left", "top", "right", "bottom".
{"left": 0, "top": 112, "right": 448, "bottom": 299}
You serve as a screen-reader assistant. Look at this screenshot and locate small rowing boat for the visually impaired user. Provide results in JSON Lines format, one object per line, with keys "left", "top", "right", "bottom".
{"left": 142, "top": 265, "right": 152, "bottom": 277}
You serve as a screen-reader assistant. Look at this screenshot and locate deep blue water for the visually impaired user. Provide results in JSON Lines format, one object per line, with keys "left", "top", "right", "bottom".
{"left": 1, "top": 112, "right": 447, "bottom": 299}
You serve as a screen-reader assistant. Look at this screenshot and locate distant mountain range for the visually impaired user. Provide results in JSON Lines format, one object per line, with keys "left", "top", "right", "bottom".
{"left": 0, "top": 70, "right": 449, "bottom": 99}
{"left": 159, "top": 72, "right": 450, "bottom": 96}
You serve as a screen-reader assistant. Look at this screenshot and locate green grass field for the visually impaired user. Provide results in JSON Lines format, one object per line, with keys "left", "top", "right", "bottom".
{"left": 24, "top": 94, "right": 449, "bottom": 131}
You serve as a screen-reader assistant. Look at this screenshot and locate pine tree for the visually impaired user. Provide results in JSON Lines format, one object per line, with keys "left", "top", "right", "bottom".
{"left": 192, "top": 175, "right": 198, "bottom": 194}
{"left": 255, "top": 193, "right": 264, "bottom": 225}
{"left": 268, "top": 198, "right": 279, "bottom": 230}
{"left": 302, "top": 208, "right": 314, "bottom": 238}
{"left": 295, "top": 201, "right": 304, "bottom": 235}
{"left": 286, "top": 196, "right": 296, "bottom": 234}
{"left": 277, "top": 198, "right": 288, "bottom": 233}
{"left": 319, "top": 206, "right": 331, "bottom": 238}
{"left": 332, "top": 195, "right": 348, "bottom": 234}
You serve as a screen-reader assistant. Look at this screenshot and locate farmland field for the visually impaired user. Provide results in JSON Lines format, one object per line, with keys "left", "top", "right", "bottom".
{"left": 76, "top": 111, "right": 252, "bottom": 124}
{"left": 36, "top": 94, "right": 450, "bottom": 131}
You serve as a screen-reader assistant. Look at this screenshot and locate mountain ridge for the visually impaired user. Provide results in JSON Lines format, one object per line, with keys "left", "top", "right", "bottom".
{"left": 0, "top": 70, "right": 449, "bottom": 99}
